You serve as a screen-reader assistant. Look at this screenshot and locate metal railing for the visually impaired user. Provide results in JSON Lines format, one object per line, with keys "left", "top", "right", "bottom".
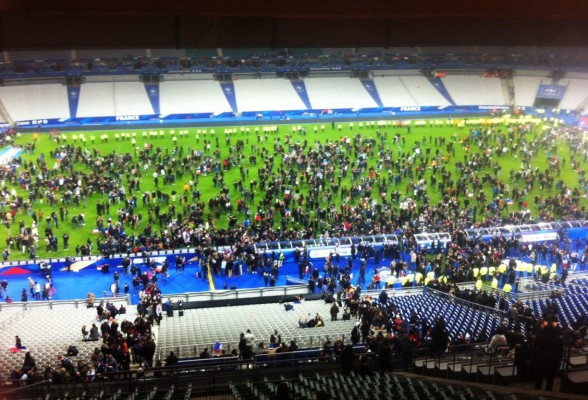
{"left": 157, "top": 342, "right": 239, "bottom": 360}
{"left": 516, "top": 276, "right": 576, "bottom": 303}
{"left": 514, "top": 288, "right": 563, "bottom": 302}
{"left": 156, "top": 330, "right": 355, "bottom": 361}
{"left": 365, "top": 287, "right": 424, "bottom": 297}
{"left": 162, "top": 284, "right": 309, "bottom": 303}
{"left": 0, "top": 305, "right": 27, "bottom": 330}
{"left": 411, "top": 341, "right": 516, "bottom": 383}
{"left": 0, "top": 295, "right": 130, "bottom": 310}
{"left": 518, "top": 277, "right": 566, "bottom": 291}
{"left": 0, "top": 351, "right": 352, "bottom": 400}
{"left": 426, "top": 287, "right": 507, "bottom": 318}
{"left": 2, "top": 342, "right": 584, "bottom": 400}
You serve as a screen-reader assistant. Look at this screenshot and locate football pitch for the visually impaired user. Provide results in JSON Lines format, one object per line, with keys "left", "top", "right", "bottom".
{"left": 3, "top": 116, "right": 584, "bottom": 260}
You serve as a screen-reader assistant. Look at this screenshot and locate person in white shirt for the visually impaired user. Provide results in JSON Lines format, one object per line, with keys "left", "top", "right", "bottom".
{"left": 334, "top": 244, "right": 341, "bottom": 264}
{"left": 244, "top": 329, "right": 256, "bottom": 348}
{"left": 110, "top": 282, "right": 119, "bottom": 297}
{"left": 156, "top": 302, "right": 163, "bottom": 323}
{"left": 44, "top": 281, "right": 52, "bottom": 300}
{"left": 34, "top": 282, "right": 41, "bottom": 300}
{"left": 299, "top": 313, "right": 309, "bottom": 328}
{"left": 487, "top": 326, "right": 508, "bottom": 354}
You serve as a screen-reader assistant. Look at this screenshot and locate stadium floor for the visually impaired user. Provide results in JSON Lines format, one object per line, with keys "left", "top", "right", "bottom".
{"left": 0, "top": 249, "right": 565, "bottom": 304}
{"left": 0, "top": 256, "right": 400, "bottom": 304}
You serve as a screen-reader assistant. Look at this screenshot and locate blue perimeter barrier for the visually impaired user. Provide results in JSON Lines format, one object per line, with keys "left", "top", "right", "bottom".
{"left": 1, "top": 220, "right": 587, "bottom": 272}
{"left": 14, "top": 106, "right": 581, "bottom": 130}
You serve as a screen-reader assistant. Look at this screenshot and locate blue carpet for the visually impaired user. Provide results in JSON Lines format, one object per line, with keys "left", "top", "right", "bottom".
{"left": 211, "top": 257, "right": 402, "bottom": 292}
{"left": 0, "top": 256, "right": 399, "bottom": 304}
{"left": 0, "top": 260, "right": 211, "bottom": 304}
{"left": 1, "top": 251, "right": 561, "bottom": 304}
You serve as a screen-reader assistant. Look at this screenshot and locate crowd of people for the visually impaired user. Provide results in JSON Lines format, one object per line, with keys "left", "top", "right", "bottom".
{"left": 1, "top": 120, "right": 586, "bottom": 265}
{"left": 0, "top": 119, "right": 580, "bottom": 303}
{"left": 0, "top": 120, "right": 585, "bottom": 305}
{"left": 327, "top": 285, "right": 586, "bottom": 390}
{"left": 7, "top": 287, "right": 161, "bottom": 385}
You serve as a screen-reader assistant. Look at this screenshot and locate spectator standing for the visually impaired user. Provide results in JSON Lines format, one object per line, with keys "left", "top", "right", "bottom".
{"left": 330, "top": 302, "right": 339, "bottom": 321}
{"left": 534, "top": 318, "right": 564, "bottom": 391}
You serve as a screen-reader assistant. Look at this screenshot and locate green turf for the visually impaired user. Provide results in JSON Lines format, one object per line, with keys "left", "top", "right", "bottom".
{"left": 2, "top": 117, "right": 585, "bottom": 260}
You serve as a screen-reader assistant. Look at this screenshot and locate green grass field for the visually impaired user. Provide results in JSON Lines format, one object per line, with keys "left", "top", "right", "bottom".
{"left": 2, "top": 117, "right": 585, "bottom": 260}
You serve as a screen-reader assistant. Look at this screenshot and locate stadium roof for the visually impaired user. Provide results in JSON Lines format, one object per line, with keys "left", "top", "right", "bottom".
{"left": 1, "top": 0, "right": 587, "bottom": 49}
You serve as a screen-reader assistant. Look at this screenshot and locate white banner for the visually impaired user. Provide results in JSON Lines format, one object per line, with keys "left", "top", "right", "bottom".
{"left": 308, "top": 247, "right": 352, "bottom": 259}
{"left": 521, "top": 232, "right": 558, "bottom": 242}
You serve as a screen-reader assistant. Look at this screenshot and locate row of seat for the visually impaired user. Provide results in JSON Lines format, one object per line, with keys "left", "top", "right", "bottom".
{"left": 375, "top": 294, "right": 501, "bottom": 340}
{"left": 0, "top": 300, "right": 130, "bottom": 378}
{"left": 156, "top": 292, "right": 506, "bottom": 358}
{"left": 407, "top": 277, "right": 588, "bottom": 386}
{"left": 155, "top": 276, "right": 588, "bottom": 363}
{"left": 157, "top": 300, "right": 358, "bottom": 358}
{"left": 231, "top": 371, "right": 514, "bottom": 400}
{"left": 1, "top": 384, "right": 192, "bottom": 400}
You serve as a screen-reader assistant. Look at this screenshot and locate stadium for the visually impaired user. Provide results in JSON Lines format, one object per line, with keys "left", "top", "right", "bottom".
{"left": 0, "top": 1, "right": 588, "bottom": 399}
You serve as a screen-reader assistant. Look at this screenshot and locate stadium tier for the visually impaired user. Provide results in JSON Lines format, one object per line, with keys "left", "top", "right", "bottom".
{"left": 303, "top": 77, "right": 379, "bottom": 110}
{"left": 0, "top": 297, "right": 130, "bottom": 378}
{"left": 371, "top": 75, "right": 456, "bottom": 108}
{"left": 157, "top": 300, "right": 361, "bottom": 358}
{"left": 441, "top": 75, "right": 507, "bottom": 106}
{"left": 1, "top": 280, "right": 587, "bottom": 397}
{"left": 233, "top": 79, "right": 306, "bottom": 112}
{"left": 372, "top": 76, "right": 420, "bottom": 107}
{"left": 0, "top": 84, "right": 70, "bottom": 122}
{"left": 159, "top": 79, "right": 232, "bottom": 115}
{"left": 513, "top": 76, "right": 544, "bottom": 108}
{"left": 558, "top": 79, "right": 588, "bottom": 110}
{"left": 0, "top": 68, "right": 584, "bottom": 128}
{"left": 76, "top": 82, "right": 154, "bottom": 118}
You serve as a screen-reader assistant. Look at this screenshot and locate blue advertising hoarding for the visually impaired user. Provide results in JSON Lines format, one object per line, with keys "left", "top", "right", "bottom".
{"left": 15, "top": 105, "right": 517, "bottom": 129}
{"left": 536, "top": 85, "right": 567, "bottom": 100}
